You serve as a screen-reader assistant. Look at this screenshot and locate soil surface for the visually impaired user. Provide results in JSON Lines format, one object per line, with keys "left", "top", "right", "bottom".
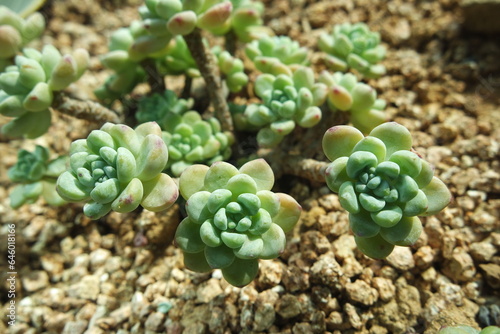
{"left": 1, "top": 0, "right": 499, "bottom": 333}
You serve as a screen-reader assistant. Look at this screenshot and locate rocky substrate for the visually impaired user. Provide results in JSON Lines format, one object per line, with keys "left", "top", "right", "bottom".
{"left": 1, "top": 0, "right": 499, "bottom": 333}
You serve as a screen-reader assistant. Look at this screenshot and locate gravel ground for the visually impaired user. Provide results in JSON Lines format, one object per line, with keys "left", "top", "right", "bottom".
{"left": 0, "top": 0, "right": 499, "bottom": 333}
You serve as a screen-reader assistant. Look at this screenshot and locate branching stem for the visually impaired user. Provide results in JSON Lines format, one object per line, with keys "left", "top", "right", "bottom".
{"left": 184, "top": 28, "right": 233, "bottom": 132}
{"left": 52, "top": 93, "right": 123, "bottom": 124}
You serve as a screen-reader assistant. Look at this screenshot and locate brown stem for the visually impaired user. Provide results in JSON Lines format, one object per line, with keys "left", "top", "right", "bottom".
{"left": 52, "top": 93, "right": 123, "bottom": 124}
{"left": 263, "top": 149, "right": 329, "bottom": 183}
{"left": 181, "top": 75, "right": 192, "bottom": 99}
{"left": 140, "top": 58, "right": 166, "bottom": 94}
{"left": 184, "top": 28, "right": 233, "bottom": 132}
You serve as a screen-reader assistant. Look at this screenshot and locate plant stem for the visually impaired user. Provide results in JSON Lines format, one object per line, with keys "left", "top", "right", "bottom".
{"left": 52, "top": 93, "right": 123, "bottom": 124}
{"left": 181, "top": 75, "right": 192, "bottom": 99}
{"left": 184, "top": 28, "right": 233, "bottom": 132}
{"left": 225, "top": 29, "right": 237, "bottom": 55}
{"left": 265, "top": 150, "right": 329, "bottom": 183}
{"left": 140, "top": 58, "right": 166, "bottom": 94}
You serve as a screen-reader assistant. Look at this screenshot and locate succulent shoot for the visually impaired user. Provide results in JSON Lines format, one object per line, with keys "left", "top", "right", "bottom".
{"left": 8, "top": 145, "right": 66, "bottom": 208}
{"left": 0, "top": 6, "right": 45, "bottom": 70}
{"left": 0, "top": 45, "right": 89, "bottom": 138}
{"left": 175, "top": 159, "right": 302, "bottom": 287}
{"left": 245, "top": 35, "right": 309, "bottom": 76}
{"left": 159, "top": 37, "right": 248, "bottom": 92}
{"left": 161, "top": 111, "right": 234, "bottom": 176}
{"left": 135, "top": 89, "right": 194, "bottom": 124}
{"left": 56, "top": 122, "right": 178, "bottom": 220}
{"left": 139, "top": 0, "right": 233, "bottom": 37}
{"left": 243, "top": 67, "right": 326, "bottom": 147}
{"left": 228, "top": 0, "right": 270, "bottom": 42}
{"left": 318, "top": 71, "right": 386, "bottom": 133}
{"left": 322, "top": 122, "right": 451, "bottom": 259}
{"left": 318, "top": 22, "right": 386, "bottom": 79}
{"left": 95, "top": 27, "right": 147, "bottom": 101}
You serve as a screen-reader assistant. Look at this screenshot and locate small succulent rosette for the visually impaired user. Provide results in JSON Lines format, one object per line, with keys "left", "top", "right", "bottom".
{"left": 56, "top": 122, "right": 178, "bottom": 220}
{"left": 243, "top": 67, "right": 327, "bottom": 147}
{"left": 322, "top": 122, "right": 451, "bottom": 259}
{"left": 139, "top": 0, "right": 233, "bottom": 38}
{"left": 0, "top": 45, "right": 89, "bottom": 138}
{"left": 135, "top": 89, "right": 194, "bottom": 124}
{"left": 318, "top": 71, "right": 386, "bottom": 133}
{"left": 0, "top": 6, "right": 45, "bottom": 70}
{"left": 318, "top": 22, "right": 386, "bottom": 79}
{"left": 245, "top": 35, "right": 309, "bottom": 76}
{"left": 8, "top": 145, "right": 67, "bottom": 209}
{"left": 175, "top": 159, "right": 302, "bottom": 286}
{"left": 213, "top": 46, "right": 248, "bottom": 93}
{"left": 161, "top": 111, "right": 234, "bottom": 176}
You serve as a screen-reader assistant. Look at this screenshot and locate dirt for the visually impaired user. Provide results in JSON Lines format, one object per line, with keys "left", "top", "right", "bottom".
{"left": 1, "top": 0, "right": 499, "bottom": 333}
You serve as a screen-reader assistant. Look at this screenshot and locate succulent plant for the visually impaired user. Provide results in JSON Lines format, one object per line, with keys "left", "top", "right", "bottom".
{"left": 0, "top": 6, "right": 45, "bottom": 70}
{"left": 135, "top": 89, "right": 194, "bottom": 124}
{"left": 0, "top": 45, "right": 89, "bottom": 138}
{"left": 161, "top": 111, "right": 234, "bottom": 176}
{"left": 322, "top": 122, "right": 451, "bottom": 259}
{"left": 56, "top": 122, "right": 178, "bottom": 220}
{"left": 245, "top": 35, "right": 309, "bottom": 76}
{"left": 318, "top": 22, "right": 386, "bottom": 79}
{"left": 94, "top": 27, "right": 148, "bottom": 101}
{"left": 158, "top": 37, "right": 248, "bottom": 92}
{"left": 318, "top": 71, "right": 386, "bottom": 133}
{"left": 139, "top": 0, "right": 233, "bottom": 38}
{"left": 175, "top": 159, "right": 302, "bottom": 286}
{"left": 438, "top": 325, "right": 500, "bottom": 334}
{"left": 227, "top": 0, "right": 270, "bottom": 42}
{"left": 243, "top": 67, "right": 327, "bottom": 147}
{"left": 8, "top": 145, "right": 67, "bottom": 209}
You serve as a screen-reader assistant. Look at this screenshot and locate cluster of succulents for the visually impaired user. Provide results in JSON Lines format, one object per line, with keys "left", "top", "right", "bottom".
{"left": 56, "top": 122, "right": 179, "bottom": 219}
{"left": 318, "top": 71, "right": 386, "bottom": 133}
{"left": 0, "top": 45, "right": 89, "bottom": 138}
{"left": 0, "top": 6, "right": 45, "bottom": 70}
{"left": 245, "top": 35, "right": 309, "bottom": 76}
{"left": 322, "top": 122, "right": 451, "bottom": 259}
{"left": 135, "top": 89, "right": 194, "bottom": 124}
{"left": 161, "top": 111, "right": 234, "bottom": 176}
{"left": 139, "top": 0, "right": 233, "bottom": 37}
{"left": 319, "top": 22, "right": 386, "bottom": 79}
{"left": 242, "top": 67, "right": 326, "bottom": 147}
{"left": 175, "top": 159, "right": 301, "bottom": 286}
{"left": 438, "top": 325, "right": 500, "bottom": 334}
{"left": 8, "top": 145, "right": 67, "bottom": 209}
{"left": 213, "top": 46, "right": 248, "bottom": 92}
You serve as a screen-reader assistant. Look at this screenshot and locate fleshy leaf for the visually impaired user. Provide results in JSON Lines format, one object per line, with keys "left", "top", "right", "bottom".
{"left": 354, "top": 234, "right": 394, "bottom": 259}
{"left": 380, "top": 216, "right": 422, "bottom": 246}
{"left": 221, "top": 258, "right": 259, "bottom": 287}
{"left": 322, "top": 125, "right": 364, "bottom": 162}
{"left": 421, "top": 177, "right": 452, "bottom": 216}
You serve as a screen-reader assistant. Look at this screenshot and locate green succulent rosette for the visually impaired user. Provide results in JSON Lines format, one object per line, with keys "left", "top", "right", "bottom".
{"left": 322, "top": 122, "right": 451, "bottom": 259}
{"left": 0, "top": 45, "right": 89, "bottom": 138}
{"left": 245, "top": 35, "right": 309, "bottom": 76}
{"left": 175, "top": 159, "right": 302, "bottom": 287}
{"left": 0, "top": 6, "right": 45, "bottom": 70}
{"left": 135, "top": 89, "right": 194, "bottom": 124}
{"left": 56, "top": 122, "right": 179, "bottom": 220}
{"left": 318, "top": 22, "right": 386, "bottom": 79}
{"left": 8, "top": 145, "right": 67, "bottom": 209}
{"left": 243, "top": 67, "right": 327, "bottom": 147}
{"left": 318, "top": 71, "right": 386, "bottom": 133}
{"left": 161, "top": 111, "right": 234, "bottom": 176}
